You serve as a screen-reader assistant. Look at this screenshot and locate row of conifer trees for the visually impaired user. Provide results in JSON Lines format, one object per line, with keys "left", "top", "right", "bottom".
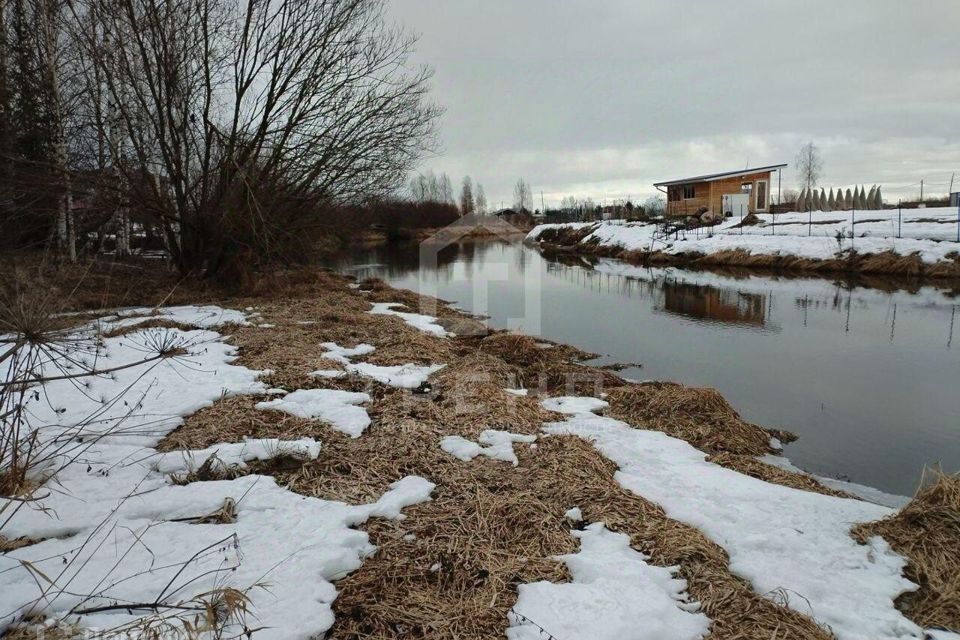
{"left": 797, "top": 185, "right": 883, "bottom": 212}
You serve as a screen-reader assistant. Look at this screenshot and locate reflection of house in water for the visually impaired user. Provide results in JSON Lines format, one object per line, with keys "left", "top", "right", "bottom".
{"left": 660, "top": 281, "right": 767, "bottom": 326}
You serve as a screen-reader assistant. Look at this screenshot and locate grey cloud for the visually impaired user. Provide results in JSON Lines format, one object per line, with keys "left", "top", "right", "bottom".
{"left": 389, "top": 0, "right": 960, "bottom": 205}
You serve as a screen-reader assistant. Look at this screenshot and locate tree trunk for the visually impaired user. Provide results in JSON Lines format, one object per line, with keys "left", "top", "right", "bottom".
{"left": 38, "top": 0, "right": 74, "bottom": 261}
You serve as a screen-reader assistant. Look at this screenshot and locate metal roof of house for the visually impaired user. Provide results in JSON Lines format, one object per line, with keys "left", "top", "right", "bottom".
{"left": 653, "top": 164, "right": 787, "bottom": 187}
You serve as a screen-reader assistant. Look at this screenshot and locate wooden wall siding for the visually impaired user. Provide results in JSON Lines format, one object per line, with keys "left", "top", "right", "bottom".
{"left": 665, "top": 170, "right": 775, "bottom": 217}
{"left": 665, "top": 183, "right": 711, "bottom": 216}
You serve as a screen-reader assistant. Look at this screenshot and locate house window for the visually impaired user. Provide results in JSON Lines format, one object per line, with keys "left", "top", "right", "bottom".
{"left": 682, "top": 184, "right": 695, "bottom": 199}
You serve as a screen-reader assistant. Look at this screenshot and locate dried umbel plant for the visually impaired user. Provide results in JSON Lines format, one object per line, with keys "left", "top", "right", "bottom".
{"left": 0, "top": 277, "right": 189, "bottom": 502}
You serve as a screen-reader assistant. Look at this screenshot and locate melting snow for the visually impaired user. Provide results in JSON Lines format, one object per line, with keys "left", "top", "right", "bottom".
{"left": 315, "top": 341, "right": 445, "bottom": 389}
{"left": 528, "top": 208, "right": 960, "bottom": 266}
{"left": 440, "top": 430, "right": 537, "bottom": 466}
{"left": 102, "top": 305, "right": 251, "bottom": 330}
{"left": 369, "top": 302, "right": 452, "bottom": 337}
{"left": 541, "top": 398, "right": 925, "bottom": 640}
{"left": 758, "top": 454, "right": 910, "bottom": 509}
{"left": 541, "top": 396, "right": 609, "bottom": 415}
{"left": 309, "top": 369, "right": 348, "bottom": 379}
{"left": 155, "top": 437, "right": 322, "bottom": 474}
{"left": 320, "top": 341, "right": 376, "bottom": 364}
{"left": 347, "top": 362, "right": 444, "bottom": 389}
{"left": 256, "top": 389, "right": 372, "bottom": 438}
{"left": 0, "top": 308, "right": 435, "bottom": 638}
{"left": 508, "top": 522, "right": 710, "bottom": 640}
{"left": 564, "top": 507, "right": 583, "bottom": 522}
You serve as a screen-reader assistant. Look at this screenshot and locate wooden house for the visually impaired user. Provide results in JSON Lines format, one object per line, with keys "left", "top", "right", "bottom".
{"left": 654, "top": 164, "right": 786, "bottom": 218}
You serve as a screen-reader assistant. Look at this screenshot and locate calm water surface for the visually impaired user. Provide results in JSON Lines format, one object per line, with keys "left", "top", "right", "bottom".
{"left": 327, "top": 239, "right": 959, "bottom": 496}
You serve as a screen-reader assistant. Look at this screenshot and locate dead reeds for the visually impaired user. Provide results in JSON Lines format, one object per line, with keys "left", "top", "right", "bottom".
{"left": 853, "top": 470, "right": 960, "bottom": 632}
{"left": 604, "top": 382, "right": 777, "bottom": 456}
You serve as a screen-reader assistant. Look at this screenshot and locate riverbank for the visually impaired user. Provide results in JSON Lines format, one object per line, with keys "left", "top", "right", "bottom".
{"left": 527, "top": 207, "right": 960, "bottom": 279}
{"left": 1, "top": 267, "right": 958, "bottom": 639}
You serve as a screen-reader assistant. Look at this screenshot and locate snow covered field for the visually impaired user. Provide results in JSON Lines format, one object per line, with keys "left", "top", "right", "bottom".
{"left": 0, "top": 307, "right": 435, "bottom": 638}
{"left": 528, "top": 206, "right": 960, "bottom": 265}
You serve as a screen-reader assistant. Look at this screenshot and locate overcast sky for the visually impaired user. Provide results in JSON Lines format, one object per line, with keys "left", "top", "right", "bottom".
{"left": 387, "top": 0, "right": 959, "bottom": 208}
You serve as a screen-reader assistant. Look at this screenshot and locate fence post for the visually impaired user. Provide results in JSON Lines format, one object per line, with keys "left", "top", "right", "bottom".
{"left": 956, "top": 197, "right": 960, "bottom": 243}
{"left": 851, "top": 202, "right": 855, "bottom": 241}
{"left": 898, "top": 199, "right": 902, "bottom": 239}
{"left": 740, "top": 204, "right": 743, "bottom": 235}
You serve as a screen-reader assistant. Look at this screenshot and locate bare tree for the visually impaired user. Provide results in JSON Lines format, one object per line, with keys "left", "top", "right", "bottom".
{"left": 459, "top": 175, "right": 473, "bottom": 216}
{"left": 409, "top": 173, "right": 428, "bottom": 202}
{"left": 35, "top": 0, "right": 75, "bottom": 261}
{"left": 513, "top": 177, "right": 532, "bottom": 212}
{"left": 643, "top": 194, "right": 665, "bottom": 217}
{"left": 71, "top": 0, "right": 441, "bottom": 278}
{"left": 438, "top": 172, "right": 453, "bottom": 204}
{"left": 795, "top": 142, "right": 823, "bottom": 212}
{"left": 475, "top": 183, "right": 487, "bottom": 215}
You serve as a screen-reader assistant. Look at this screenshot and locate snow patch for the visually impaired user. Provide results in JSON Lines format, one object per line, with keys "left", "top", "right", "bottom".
{"left": 320, "top": 341, "right": 376, "bottom": 364}
{"left": 541, "top": 396, "right": 609, "bottom": 415}
{"left": 564, "top": 507, "right": 583, "bottom": 522}
{"left": 347, "top": 362, "right": 444, "bottom": 389}
{"left": 256, "top": 389, "right": 372, "bottom": 438}
{"left": 317, "top": 341, "right": 445, "bottom": 389}
{"left": 309, "top": 369, "right": 348, "bottom": 379}
{"left": 508, "top": 522, "right": 710, "bottom": 640}
{"left": 0, "top": 307, "right": 435, "bottom": 638}
{"left": 369, "top": 302, "right": 452, "bottom": 337}
{"left": 758, "top": 454, "right": 910, "bottom": 509}
{"left": 541, "top": 400, "right": 924, "bottom": 640}
{"left": 103, "top": 305, "right": 251, "bottom": 330}
{"left": 440, "top": 430, "right": 537, "bottom": 466}
{"left": 1, "top": 475, "right": 434, "bottom": 638}
{"left": 155, "top": 437, "right": 322, "bottom": 474}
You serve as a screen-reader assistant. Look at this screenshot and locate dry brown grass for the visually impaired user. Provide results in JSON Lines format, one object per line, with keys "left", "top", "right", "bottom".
{"left": 472, "top": 332, "right": 624, "bottom": 394}
{"left": 1, "top": 622, "right": 79, "bottom": 640}
{"left": 540, "top": 237, "right": 960, "bottom": 280}
{"left": 101, "top": 318, "right": 198, "bottom": 339}
{"left": 853, "top": 471, "right": 960, "bottom": 632}
{"left": 159, "top": 396, "right": 332, "bottom": 451}
{"left": 604, "top": 382, "right": 779, "bottom": 456}
{"left": 317, "top": 431, "right": 834, "bottom": 640}
{"left": 0, "top": 535, "right": 36, "bottom": 553}
{"left": 155, "top": 278, "right": 841, "bottom": 638}
{"left": 148, "top": 267, "right": 945, "bottom": 639}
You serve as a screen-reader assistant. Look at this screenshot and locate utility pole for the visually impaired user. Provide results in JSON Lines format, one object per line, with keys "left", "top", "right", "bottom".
{"left": 541, "top": 191, "right": 545, "bottom": 215}
{"left": 920, "top": 179, "right": 924, "bottom": 202}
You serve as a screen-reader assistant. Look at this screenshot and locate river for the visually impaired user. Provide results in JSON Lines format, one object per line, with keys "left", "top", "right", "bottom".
{"left": 325, "top": 238, "right": 959, "bottom": 497}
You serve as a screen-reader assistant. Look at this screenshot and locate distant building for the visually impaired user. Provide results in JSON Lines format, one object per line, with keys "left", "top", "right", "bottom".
{"left": 654, "top": 164, "right": 786, "bottom": 218}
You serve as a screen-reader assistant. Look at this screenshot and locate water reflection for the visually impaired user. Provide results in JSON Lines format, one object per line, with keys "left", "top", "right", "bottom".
{"left": 326, "top": 239, "right": 960, "bottom": 495}
{"left": 662, "top": 282, "right": 767, "bottom": 327}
